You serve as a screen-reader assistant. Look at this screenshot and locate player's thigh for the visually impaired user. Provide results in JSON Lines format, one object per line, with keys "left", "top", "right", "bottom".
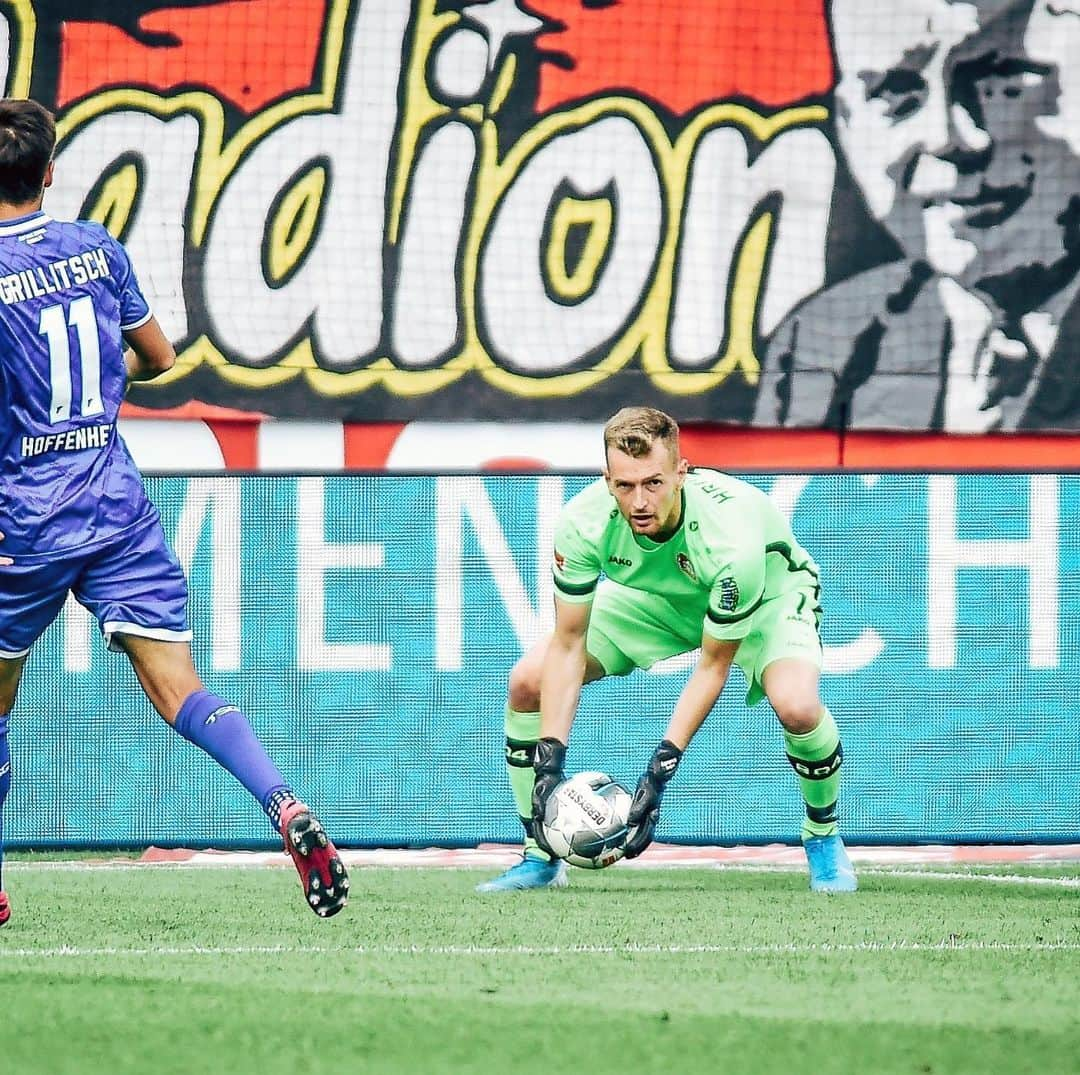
{"left": 586, "top": 582, "right": 698, "bottom": 677}
{"left": 509, "top": 633, "right": 607, "bottom": 709}
{"left": 72, "top": 521, "right": 192, "bottom": 653}
{"left": 761, "top": 658, "right": 822, "bottom": 731}
{"left": 737, "top": 587, "right": 822, "bottom": 706}
{"left": 114, "top": 634, "right": 202, "bottom": 723}
{"left": 0, "top": 555, "right": 81, "bottom": 661}
{"left": 0, "top": 655, "right": 28, "bottom": 714}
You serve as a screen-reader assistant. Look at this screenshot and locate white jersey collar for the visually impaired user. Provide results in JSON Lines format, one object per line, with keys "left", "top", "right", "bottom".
{"left": 0, "top": 210, "right": 51, "bottom": 237}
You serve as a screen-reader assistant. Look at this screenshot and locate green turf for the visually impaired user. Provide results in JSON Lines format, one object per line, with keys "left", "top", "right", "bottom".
{"left": 0, "top": 864, "right": 1077, "bottom": 1075}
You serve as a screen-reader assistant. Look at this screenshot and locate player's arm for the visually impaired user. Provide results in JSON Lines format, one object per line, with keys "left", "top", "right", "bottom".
{"left": 539, "top": 595, "right": 591, "bottom": 745}
{"left": 529, "top": 596, "right": 592, "bottom": 850}
{"left": 623, "top": 634, "right": 740, "bottom": 858}
{"left": 625, "top": 537, "right": 765, "bottom": 859}
{"left": 123, "top": 315, "right": 175, "bottom": 382}
{"left": 666, "top": 633, "right": 739, "bottom": 748}
{"left": 671, "top": 543, "right": 764, "bottom": 745}
{"left": 531, "top": 507, "right": 603, "bottom": 826}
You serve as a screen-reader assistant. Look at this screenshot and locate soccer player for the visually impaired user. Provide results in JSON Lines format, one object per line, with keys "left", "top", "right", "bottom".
{"left": 0, "top": 98, "right": 348, "bottom": 925}
{"left": 478, "top": 406, "right": 856, "bottom": 893}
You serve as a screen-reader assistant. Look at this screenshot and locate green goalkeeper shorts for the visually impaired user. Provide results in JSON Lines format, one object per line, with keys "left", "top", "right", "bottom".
{"left": 585, "top": 580, "right": 822, "bottom": 706}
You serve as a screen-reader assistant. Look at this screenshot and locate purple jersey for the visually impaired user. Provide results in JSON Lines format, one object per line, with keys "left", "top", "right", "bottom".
{"left": 0, "top": 210, "right": 156, "bottom": 560}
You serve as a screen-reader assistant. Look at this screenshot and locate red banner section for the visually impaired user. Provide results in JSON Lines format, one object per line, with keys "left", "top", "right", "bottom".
{"left": 116, "top": 405, "right": 1080, "bottom": 471}
{"left": 58, "top": 0, "right": 327, "bottom": 112}
{"left": 531, "top": 0, "right": 833, "bottom": 113}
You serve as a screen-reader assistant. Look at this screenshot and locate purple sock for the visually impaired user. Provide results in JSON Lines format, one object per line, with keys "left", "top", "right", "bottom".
{"left": 173, "top": 691, "right": 295, "bottom": 827}
{"left": 0, "top": 713, "right": 9, "bottom": 889}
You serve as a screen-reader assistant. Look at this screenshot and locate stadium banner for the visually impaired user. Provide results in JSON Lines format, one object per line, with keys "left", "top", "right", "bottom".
{"left": 2, "top": 1, "right": 1079, "bottom": 430}
{"left": 8, "top": 472, "right": 1079, "bottom": 849}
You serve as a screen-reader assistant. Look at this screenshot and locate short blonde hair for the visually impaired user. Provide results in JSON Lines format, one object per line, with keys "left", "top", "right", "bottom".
{"left": 603, "top": 406, "right": 680, "bottom": 462}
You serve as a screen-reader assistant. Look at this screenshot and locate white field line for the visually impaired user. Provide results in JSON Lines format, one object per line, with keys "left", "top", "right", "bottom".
{"left": 859, "top": 868, "right": 1080, "bottom": 888}
{"left": 1, "top": 941, "right": 1079, "bottom": 960}
{"left": 11, "top": 844, "right": 1080, "bottom": 870}
{"left": 7, "top": 861, "right": 1080, "bottom": 888}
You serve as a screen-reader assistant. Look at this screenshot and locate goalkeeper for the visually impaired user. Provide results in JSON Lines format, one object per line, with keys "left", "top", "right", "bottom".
{"left": 477, "top": 406, "right": 856, "bottom": 894}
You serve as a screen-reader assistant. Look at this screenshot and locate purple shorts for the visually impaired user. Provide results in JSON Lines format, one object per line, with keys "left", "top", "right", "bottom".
{"left": 0, "top": 518, "right": 191, "bottom": 658}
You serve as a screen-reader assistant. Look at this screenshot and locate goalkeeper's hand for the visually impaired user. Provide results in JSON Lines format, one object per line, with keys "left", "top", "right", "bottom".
{"left": 530, "top": 737, "right": 567, "bottom": 857}
{"left": 624, "top": 739, "right": 684, "bottom": 859}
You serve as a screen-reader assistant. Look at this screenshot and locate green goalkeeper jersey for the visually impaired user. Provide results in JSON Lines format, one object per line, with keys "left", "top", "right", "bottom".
{"left": 552, "top": 468, "right": 820, "bottom": 642}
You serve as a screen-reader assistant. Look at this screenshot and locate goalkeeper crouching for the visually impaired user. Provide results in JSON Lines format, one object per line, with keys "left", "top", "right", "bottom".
{"left": 477, "top": 406, "right": 856, "bottom": 894}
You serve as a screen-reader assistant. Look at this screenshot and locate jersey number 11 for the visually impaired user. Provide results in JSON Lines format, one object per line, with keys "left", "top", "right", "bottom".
{"left": 38, "top": 295, "right": 104, "bottom": 424}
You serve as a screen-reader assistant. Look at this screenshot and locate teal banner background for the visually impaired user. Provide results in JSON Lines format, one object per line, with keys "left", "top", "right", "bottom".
{"left": 8, "top": 473, "right": 1079, "bottom": 848}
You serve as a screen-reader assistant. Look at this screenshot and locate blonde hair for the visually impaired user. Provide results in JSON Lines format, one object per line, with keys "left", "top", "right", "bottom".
{"left": 603, "top": 406, "right": 680, "bottom": 462}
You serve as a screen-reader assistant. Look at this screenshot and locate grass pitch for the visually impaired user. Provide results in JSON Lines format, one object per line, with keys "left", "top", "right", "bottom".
{"left": 1, "top": 860, "right": 1077, "bottom": 1075}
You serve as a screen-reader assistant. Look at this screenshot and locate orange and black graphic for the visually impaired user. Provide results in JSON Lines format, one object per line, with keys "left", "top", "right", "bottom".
{"left": 3, "top": 0, "right": 1079, "bottom": 430}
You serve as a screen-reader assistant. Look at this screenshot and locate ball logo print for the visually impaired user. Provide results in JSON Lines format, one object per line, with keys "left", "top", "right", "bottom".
{"left": 540, "top": 771, "right": 633, "bottom": 869}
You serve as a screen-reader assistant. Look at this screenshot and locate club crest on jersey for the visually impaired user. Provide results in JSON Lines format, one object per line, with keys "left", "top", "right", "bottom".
{"left": 718, "top": 576, "right": 740, "bottom": 612}
{"left": 676, "top": 553, "right": 697, "bottom": 582}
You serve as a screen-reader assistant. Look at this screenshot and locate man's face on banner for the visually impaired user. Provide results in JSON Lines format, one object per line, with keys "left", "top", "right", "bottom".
{"left": 832, "top": 0, "right": 1080, "bottom": 294}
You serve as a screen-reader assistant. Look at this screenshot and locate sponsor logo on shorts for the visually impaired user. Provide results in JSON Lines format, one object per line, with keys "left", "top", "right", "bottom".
{"left": 718, "top": 576, "right": 739, "bottom": 610}
{"left": 553, "top": 549, "right": 566, "bottom": 571}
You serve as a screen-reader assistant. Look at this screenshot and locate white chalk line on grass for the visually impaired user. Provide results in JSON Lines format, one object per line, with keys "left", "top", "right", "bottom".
{"left": 8, "top": 861, "right": 1080, "bottom": 888}
{"left": 1, "top": 940, "right": 1079, "bottom": 960}
{"left": 860, "top": 868, "right": 1080, "bottom": 888}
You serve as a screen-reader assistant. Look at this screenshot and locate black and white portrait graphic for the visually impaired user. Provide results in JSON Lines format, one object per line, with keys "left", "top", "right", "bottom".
{"left": 757, "top": 0, "right": 1080, "bottom": 432}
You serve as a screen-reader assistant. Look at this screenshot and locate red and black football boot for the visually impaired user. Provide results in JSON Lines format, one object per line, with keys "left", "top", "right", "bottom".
{"left": 279, "top": 801, "right": 349, "bottom": 917}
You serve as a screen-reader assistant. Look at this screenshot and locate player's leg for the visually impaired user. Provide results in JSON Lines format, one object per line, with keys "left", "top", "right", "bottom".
{"left": 0, "top": 656, "right": 26, "bottom": 927}
{"left": 478, "top": 584, "right": 698, "bottom": 892}
{"left": 752, "top": 593, "right": 856, "bottom": 892}
{"left": 0, "top": 555, "right": 80, "bottom": 926}
{"left": 115, "top": 634, "right": 345, "bottom": 916}
{"left": 761, "top": 658, "right": 845, "bottom": 834}
{"left": 476, "top": 636, "right": 607, "bottom": 892}
{"left": 116, "top": 633, "right": 295, "bottom": 816}
{"left": 76, "top": 520, "right": 348, "bottom": 917}
{"left": 764, "top": 662, "right": 855, "bottom": 892}
{"left": 747, "top": 587, "right": 855, "bottom": 890}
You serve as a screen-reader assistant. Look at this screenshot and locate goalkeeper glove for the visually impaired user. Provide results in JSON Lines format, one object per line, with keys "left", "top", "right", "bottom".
{"left": 530, "top": 737, "right": 567, "bottom": 856}
{"left": 624, "top": 739, "right": 683, "bottom": 859}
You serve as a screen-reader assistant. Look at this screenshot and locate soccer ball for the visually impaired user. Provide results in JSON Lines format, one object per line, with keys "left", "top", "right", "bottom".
{"left": 540, "top": 771, "right": 632, "bottom": 869}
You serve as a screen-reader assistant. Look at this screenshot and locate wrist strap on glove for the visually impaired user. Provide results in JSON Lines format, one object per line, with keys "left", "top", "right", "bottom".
{"left": 534, "top": 736, "right": 567, "bottom": 775}
{"left": 647, "top": 739, "right": 684, "bottom": 785}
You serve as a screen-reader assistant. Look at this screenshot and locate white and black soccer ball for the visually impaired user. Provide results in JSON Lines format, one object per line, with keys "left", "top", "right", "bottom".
{"left": 540, "top": 771, "right": 632, "bottom": 869}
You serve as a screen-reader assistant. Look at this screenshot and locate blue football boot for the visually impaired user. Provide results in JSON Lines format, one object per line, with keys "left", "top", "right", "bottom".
{"left": 804, "top": 834, "right": 858, "bottom": 893}
{"left": 476, "top": 854, "right": 568, "bottom": 893}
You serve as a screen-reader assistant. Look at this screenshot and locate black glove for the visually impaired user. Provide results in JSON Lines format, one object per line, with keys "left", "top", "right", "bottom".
{"left": 624, "top": 739, "right": 683, "bottom": 859}
{"left": 530, "top": 737, "right": 567, "bottom": 857}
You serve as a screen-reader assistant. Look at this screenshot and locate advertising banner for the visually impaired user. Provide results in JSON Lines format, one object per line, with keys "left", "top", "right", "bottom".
{"left": 8, "top": 473, "right": 1079, "bottom": 848}
{"left": 2, "top": 1, "right": 1078, "bottom": 429}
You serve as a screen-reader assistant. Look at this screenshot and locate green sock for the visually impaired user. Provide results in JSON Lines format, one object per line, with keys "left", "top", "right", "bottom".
{"left": 783, "top": 706, "right": 843, "bottom": 842}
{"left": 504, "top": 707, "right": 551, "bottom": 861}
